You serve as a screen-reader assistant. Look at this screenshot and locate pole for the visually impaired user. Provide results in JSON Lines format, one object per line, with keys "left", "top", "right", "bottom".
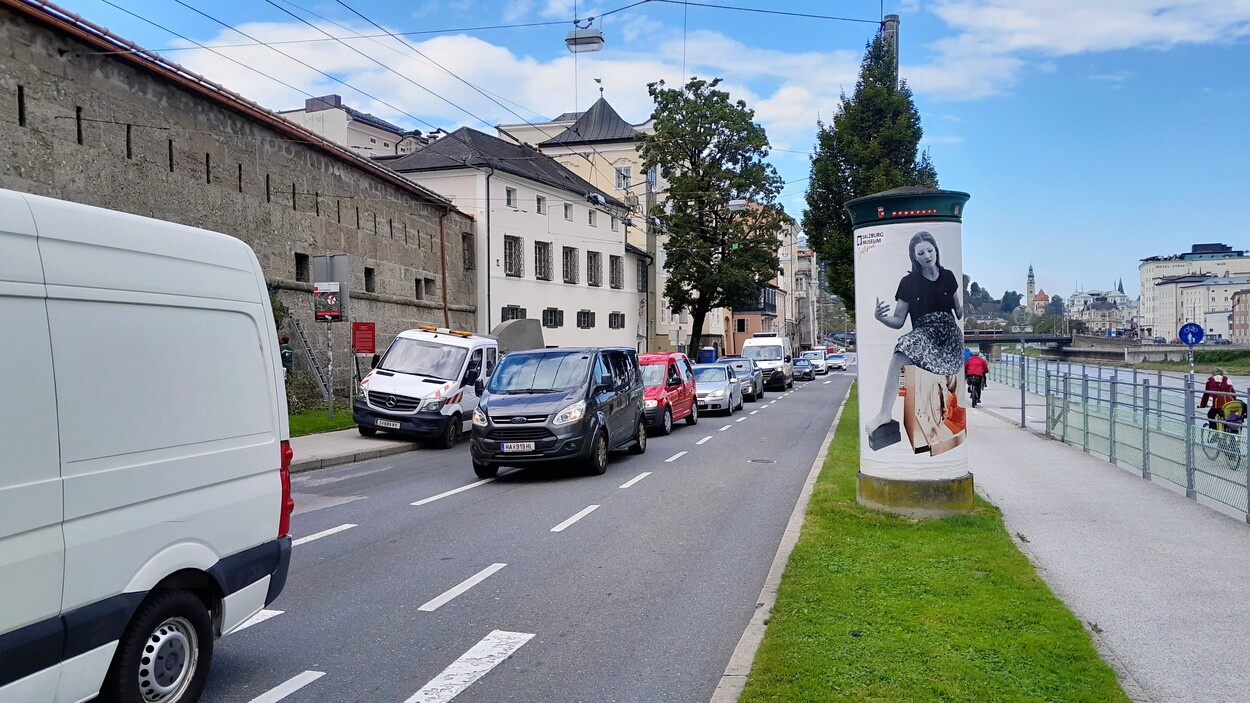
{"left": 1109, "top": 378, "right": 1117, "bottom": 465}
{"left": 1141, "top": 378, "right": 1151, "bottom": 479}
{"left": 327, "top": 322, "right": 334, "bottom": 420}
{"left": 1184, "top": 376, "right": 1195, "bottom": 499}
{"left": 1019, "top": 348, "right": 1026, "bottom": 429}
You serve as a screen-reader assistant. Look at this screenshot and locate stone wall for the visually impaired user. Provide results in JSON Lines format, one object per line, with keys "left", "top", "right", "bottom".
{"left": 0, "top": 2, "right": 478, "bottom": 386}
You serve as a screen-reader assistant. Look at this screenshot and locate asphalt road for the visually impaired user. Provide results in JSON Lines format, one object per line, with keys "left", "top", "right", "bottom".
{"left": 202, "top": 370, "right": 853, "bottom": 703}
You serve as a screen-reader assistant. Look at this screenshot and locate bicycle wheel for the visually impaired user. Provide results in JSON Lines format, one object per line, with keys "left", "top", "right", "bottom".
{"left": 1201, "top": 425, "right": 1223, "bottom": 462}
{"left": 1226, "top": 435, "right": 1243, "bottom": 471}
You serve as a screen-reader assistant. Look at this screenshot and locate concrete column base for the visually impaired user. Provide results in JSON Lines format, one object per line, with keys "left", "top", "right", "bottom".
{"left": 856, "top": 471, "right": 975, "bottom": 518}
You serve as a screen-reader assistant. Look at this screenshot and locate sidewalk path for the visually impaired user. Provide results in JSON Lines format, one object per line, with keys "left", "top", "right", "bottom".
{"left": 287, "top": 428, "right": 418, "bottom": 472}
{"left": 968, "top": 404, "right": 1250, "bottom": 703}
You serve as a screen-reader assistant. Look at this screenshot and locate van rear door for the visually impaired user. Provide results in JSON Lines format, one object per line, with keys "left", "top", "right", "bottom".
{"left": 0, "top": 192, "right": 65, "bottom": 700}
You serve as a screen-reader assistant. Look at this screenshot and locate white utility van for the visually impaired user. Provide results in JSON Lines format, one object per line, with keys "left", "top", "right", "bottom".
{"left": 354, "top": 326, "right": 498, "bottom": 448}
{"left": 0, "top": 189, "right": 294, "bottom": 703}
{"left": 741, "top": 332, "right": 794, "bottom": 390}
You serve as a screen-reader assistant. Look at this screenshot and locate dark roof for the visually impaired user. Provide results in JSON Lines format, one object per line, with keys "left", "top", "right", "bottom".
{"left": 625, "top": 242, "right": 652, "bottom": 259}
{"left": 540, "top": 97, "right": 639, "bottom": 146}
{"left": 552, "top": 111, "right": 585, "bottom": 121}
{"left": 387, "top": 127, "right": 625, "bottom": 208}
{"left": 343, "top": 105, "right": 406, "bottom": 135}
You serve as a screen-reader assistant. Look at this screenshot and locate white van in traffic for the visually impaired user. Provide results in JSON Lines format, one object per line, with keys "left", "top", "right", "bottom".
{"left": 354, "top": 326, "right": 497, "bottom": 448}
{"left": 0, "top": 189, "right": 293, "bottom": 703}
{"left": 741, "top": 332, "right": 794, "bottom": 390}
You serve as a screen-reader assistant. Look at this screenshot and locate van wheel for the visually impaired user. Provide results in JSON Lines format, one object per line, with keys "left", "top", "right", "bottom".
{"left": 786, "top": 377, "right": 794, "bottom": 389}
{"left": 358, "top": 425, "right": 377, "bottom": 437}
{"left": 436, "top": 414, "right": 461, "bottom": 449}
{"left": 588, "top": 432, "right": 609, "bottom": 475}
{"left": 100, "top": 590, "right": 212, "bottom": 703}
{"left": 658, "top": 408, "right": 673, "bottom": 435}
{"left": 629, "top": 417, "right": 648, "bottom": 454}
{"left": 473, "top": 460, "right": 498, "bottom": 478}
{"left": 685, "top": 403, "right": 698, "bottom": 426}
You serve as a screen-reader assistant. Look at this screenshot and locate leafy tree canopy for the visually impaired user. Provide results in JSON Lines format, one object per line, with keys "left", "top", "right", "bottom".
{"left": 1000, "top": 290, "right": 1023, "bottom": 312}
{"left": 802, "top": 27, "right": 937, "bottom": 315}
{"left": 639, "top": 77, "right": 788, "bottom": 352}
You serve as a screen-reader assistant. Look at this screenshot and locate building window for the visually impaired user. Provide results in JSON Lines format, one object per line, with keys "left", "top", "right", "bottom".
{"left": 609, "top": 312, "right": 626, "bottom": 329}
{"left": 506, "top": 187, "right": 517, "bottom": 208}
{"left": 463, "top": 232, "right": 475, "bottom": 270}
{"left": 564, "top": 203, "right": 573, "bottom": 221}
{"left": 500, "top": 305, "right": 527, "bottom": 321}
{"left": 364, "top": 266, "right": 376, "bottom": 293}
{"left": 615, "top": 166, "right": 632, "bottom": 190}
{"left": 611, "top": 216, "right": 619, "bottom": 232}
{"left": 609, "top": 255, "right": 624, "bottom": 289}
{"left": 587, "top": 251, "right": 602, "bottom": 287}
{"left": 637, "top": 261, "right": 647, "bottom": 292}
{"left": 295, "top": 253, "right": 310, "bottom": 282}
{"left": 370, "top": 137, "right": 377, "bottom": 144}
{"left": 536, "top": 195, "right": 546, "bottom": 214}
{"left": 577, "top": 310, "right": 596, "bottom": 329}
{"left": 425, "top": 278, "right": 437, "bottom": 298}
{"left": 383, "top": 141, "right": 390, "bottom": 147}
{"left": 415, "top": 278, "right": 424, "bottom": 300}
{"left": 588, "top": 210, "right": 597, "bottom": 227}
{"left": 563, "top": 246, "right": 579, "bottom": 284}
{"left": 736, "top": 318, "right": 747, "bottom": 333}
{"left": 542, "top": 307, "right": 564, "bottom": 328}
{"left": 504, "top": 235, "right": 523, "bottom": 277}
{"left": 535, "top": 241, "right": 553, "bottom": 281}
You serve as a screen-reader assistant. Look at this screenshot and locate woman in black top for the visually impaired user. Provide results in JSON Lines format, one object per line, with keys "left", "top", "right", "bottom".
{"left": 866, "top": 231, "right": 963, "bottom": 443}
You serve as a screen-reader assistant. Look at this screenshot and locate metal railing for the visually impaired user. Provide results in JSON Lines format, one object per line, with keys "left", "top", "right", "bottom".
{"left": 991, "top": 354, "right": 1250, "bottom": 521}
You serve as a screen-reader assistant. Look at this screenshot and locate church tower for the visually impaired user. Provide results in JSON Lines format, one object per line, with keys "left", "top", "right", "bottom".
{"left": 1027, "top": 264, "right": 1036, "bottom": 309}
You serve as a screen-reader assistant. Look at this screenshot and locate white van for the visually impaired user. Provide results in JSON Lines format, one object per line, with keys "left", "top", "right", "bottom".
{"left": 354, "top": 326, "right": 497, "bottom": 448}
{"left": 0, "top": 189, "right": 293, "bottom": 703}
{"left": 741, "top": 333, "right": 794, "bottom": 390}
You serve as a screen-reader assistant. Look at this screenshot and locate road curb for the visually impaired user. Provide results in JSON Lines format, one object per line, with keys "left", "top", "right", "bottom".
{"left": 709, "top": 385, "right": 852, "bottom": 703}
{"left": 289, "top": 442, "right": 418, "bottom": 474}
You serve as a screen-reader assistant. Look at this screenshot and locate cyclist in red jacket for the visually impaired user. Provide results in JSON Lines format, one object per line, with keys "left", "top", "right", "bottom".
{"left": 964, "top": 352, "right": 989, "bottom": 406}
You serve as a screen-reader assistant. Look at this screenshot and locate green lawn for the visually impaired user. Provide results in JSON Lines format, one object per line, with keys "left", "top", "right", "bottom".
{"left": 288, "top": 407, "right": 357, "bottom": 437}
{"left": 739, "top": 386, "right": 1129, "bottom": 703}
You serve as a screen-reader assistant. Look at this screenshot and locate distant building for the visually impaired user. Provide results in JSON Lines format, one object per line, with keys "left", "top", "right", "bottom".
{"left": 1177, "top": 276, "right": 1250, "bottom": 341}
{"left": 1031, "top": 289, "right": 1050, "bottom": 317}
{"left": 1139, "top": 243, "right": 1250, "bottom": 339}
{"left": 1232, "top": 291, "right": 1250, "bottom": 345}
{"left": 279, "top": 94, "right": 424, "bottom": 157}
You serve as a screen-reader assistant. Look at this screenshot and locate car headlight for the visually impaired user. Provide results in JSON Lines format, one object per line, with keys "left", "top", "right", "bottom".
{"left": 421, "top": 397, "right": 445, "bottom": 413}
{"left": 472, "top": 407, "right": 488, "bottom": 427}
{"left": 708, "top": 389, "right": 725, "bottom": 399}
{"left": 553, "top": 400, "right": 586, "bottom": 426}
{"left": 644, "top": 399, "right": 658, "bottom": 409}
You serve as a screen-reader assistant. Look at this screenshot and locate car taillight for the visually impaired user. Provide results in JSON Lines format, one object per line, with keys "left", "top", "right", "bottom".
{"left": 279, "top": 439, "right": 294, "bottom": 538}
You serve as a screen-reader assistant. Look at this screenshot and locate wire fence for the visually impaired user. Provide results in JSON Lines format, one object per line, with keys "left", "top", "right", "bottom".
{"left": 991, "top": 354, "right": 1250, "bottom": 521}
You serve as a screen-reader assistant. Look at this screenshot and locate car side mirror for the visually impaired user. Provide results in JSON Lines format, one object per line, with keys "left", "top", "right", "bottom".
{"left": 474, "top": 378, "right": 485, "bottom": 395}
{"left": 371, "top": 354, "right": 380, "bottom": 369}
{"left": 784, "top": 355, "right": 792, "bottom": 363}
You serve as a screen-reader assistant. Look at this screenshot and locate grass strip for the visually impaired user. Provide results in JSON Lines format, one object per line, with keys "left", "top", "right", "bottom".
{"left": 289, "top": 407, "right": 357, "bottom": 437}
{"left": 740, "top": 386, "right": 1129, "bottom": 703}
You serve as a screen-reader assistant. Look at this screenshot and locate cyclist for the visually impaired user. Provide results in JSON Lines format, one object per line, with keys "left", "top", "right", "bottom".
{"left": 964, "top": 351, "right": 989, "bottom": 407}
{"left": 1200, "top": 367, "right": 1235, "bottom": 430}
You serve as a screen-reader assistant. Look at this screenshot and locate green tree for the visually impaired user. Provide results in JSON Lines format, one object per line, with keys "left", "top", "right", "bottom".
{"left": 1047, "top": 294, "right": 1065, "bottom": 316}
{"left": 802, "top": 27, "right": 938, "bottom": 314}
{"left": 1000, "top": 290, "right": 1023, "bottom": 313}
{"left": 639, "top": 77, "right": 788, "bottom": 353}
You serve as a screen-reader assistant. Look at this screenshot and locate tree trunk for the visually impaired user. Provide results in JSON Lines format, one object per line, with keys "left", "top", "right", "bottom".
{"left": 689, "top": 303, "right": 711, "bottom": 359}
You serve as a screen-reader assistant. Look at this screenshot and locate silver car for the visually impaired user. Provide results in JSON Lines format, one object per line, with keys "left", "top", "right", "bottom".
{"left": 693, "top": 363, "right": 743, "bottom": 415}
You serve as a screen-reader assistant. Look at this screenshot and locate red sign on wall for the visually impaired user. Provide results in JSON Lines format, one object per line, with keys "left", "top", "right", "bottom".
{"left": 352, "top": 322, "right": 376, "bottom": 354}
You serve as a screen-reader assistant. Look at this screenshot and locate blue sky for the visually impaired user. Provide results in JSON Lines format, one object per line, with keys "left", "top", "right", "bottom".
{"left": 54, "top": 0, "right": 1250, "bottom": 301}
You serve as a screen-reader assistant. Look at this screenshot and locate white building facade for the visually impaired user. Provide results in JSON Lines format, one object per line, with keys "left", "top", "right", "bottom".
{"left": 279, "top": 94, "right": 422, "bottom": 157}
{"left": 1139, "top": 244, "right": 1250, "bottom": 339}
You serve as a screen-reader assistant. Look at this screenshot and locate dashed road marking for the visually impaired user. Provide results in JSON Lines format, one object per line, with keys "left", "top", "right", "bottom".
{"left": 736, "top": 417, "right": 747, "bottom": 423}
{"left": 750, "top": 410, "right": 759, "bottom": 415}
{"left": 666, "top": 451, "right": 688, "bottom": 462}
{"left": 551, "top": 505, "right": 600, "bottom": 532}
{"left": 413, "top": 479, "right": 495, "bottom": 506}
{"left": 696, "top": 436, "right": 713, "bottom": 445}
{"left": 719, "top": 425, "right": 732, "bottom": 432}
{"left": 403, "top": 630, "right": 535, "bottom": 703}
{"left": 419, "top": 563, "right": 508, "bottom": 612}
{"left": 620, "top": 472, "right": 651, "bottom": 489}
{"left": 229, "top": 609, "right": 283, "bottom": 634}
{"left": 292, "top": 523, "right": 357, "bottom": 547}
{"left": 823, "top": 380, "right": 833, "bottom": 385}
{"left": 247, "top": 671, "right": 326, "bottom": 703}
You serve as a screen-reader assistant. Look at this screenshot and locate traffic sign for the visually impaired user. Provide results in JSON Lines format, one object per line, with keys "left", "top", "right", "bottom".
{"left": 1178, "top": 322, "right": 1204, "bottom": 346}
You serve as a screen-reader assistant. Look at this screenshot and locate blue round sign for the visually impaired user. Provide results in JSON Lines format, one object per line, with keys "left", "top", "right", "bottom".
{"left": 1179, "top": 322, "right": 1205, "bottom": 346}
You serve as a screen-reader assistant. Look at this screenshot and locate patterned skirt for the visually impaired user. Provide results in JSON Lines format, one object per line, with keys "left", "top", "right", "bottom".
{"left": 894, "top": 311, "right": 962, "bottom": 375}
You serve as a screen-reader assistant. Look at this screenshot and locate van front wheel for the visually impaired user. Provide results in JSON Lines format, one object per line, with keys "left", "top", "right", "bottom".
{"left": 358, "top": 424, "right": 377, "bottom": 437}
{"left": 101, "top": 590, "right": 212, "bottom": 703}
{"left": 435, "top": 414, "right": 461, "bottom": 449}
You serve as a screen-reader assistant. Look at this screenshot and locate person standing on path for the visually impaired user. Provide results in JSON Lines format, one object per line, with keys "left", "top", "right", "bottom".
{"left": 279, "top": 336, "right": 294, "bottom": 378}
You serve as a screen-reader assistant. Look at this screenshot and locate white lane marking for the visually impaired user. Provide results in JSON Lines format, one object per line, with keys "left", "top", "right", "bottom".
{"left": 619, "top": 472, "right": 651, "bottom": 489}
{"left": 294, "top": 463, "right": 396, "bottom": 486}
{"left": 404, "top": 630, "right": 535, "bottom": 703}
{"left": 823, "top": 380, "right": 832, "bottom": 385}
{"left": 412, "top": 479, "right": 495, "bottom": 506}
{"left": 292, "top": 523, "right": 357, "bottom": 546}
{"left": 760, "top": 405, "right": 769, "bottom": 410}
{"left": 418, "top": 563, "right": 507, "bottom": 612}
{"left": 248, "top": 671, "right": 326, "bottom": 703}
{"left": 769, "top": 400, "right": 777, "bottom": 405}
{"left": 666, "top": 451, "right": 688, "bottom": 463}
{"left": 736, "top": 417, "right": 747, "bottom": 423}
{"left": 230, "top": 609, "right": 283, "bottom": 634}
{"left": 696, "top": 436, "right": 713, "bottom": 445}
{"left": 551, "top": 505, "right": 600, "bottom": 532}
{"left": 719, "top": 425, "right": 732, "bottom": 432}
{"left": 750, "top": 410, "right": 759, "bottom": 415}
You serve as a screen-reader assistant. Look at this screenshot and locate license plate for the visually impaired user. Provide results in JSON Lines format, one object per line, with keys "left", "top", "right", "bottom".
{"left": 376, "top": 419, "right": 401, "bottom": 429}
{"left": 502, "top": 442, "right": 535, "bottom": 452}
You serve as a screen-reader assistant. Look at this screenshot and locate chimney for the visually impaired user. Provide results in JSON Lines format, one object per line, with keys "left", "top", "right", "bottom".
{"left": 882, "top": 14, "right": 900, "bottom": 89}
{"left": 305, "top": 94, "right": 342, "bottom": 112}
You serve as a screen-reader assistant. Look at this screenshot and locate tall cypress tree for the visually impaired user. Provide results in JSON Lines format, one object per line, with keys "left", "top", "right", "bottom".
{"left": 803, "top": 28, "right": 938, "bottom": 314}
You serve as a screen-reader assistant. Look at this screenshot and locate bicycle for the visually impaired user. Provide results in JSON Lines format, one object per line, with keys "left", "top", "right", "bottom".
{"left": 1201, "top": 401, "right": 1245, "bottom": 471}
{"left": 967, "top": 373, "right": 983, "bottom": 408}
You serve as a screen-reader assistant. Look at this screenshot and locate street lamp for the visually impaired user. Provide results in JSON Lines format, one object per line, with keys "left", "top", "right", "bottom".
{"left": 566, "top": 19, "right": 605, "bottom": 53}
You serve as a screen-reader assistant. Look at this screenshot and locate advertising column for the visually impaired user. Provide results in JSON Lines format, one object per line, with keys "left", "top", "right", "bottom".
{"left": 845, "top": 187, "right": 973, "bottom": 516}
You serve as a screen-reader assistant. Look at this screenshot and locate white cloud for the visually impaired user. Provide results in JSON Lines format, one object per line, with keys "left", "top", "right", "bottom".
{"left": 502, "top": 0, "right": 534, "bottom": 24}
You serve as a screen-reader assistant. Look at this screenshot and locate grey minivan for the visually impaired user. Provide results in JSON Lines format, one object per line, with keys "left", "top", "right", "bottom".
{"left": 469, "top": 347, "right": 647, "bottom": 478}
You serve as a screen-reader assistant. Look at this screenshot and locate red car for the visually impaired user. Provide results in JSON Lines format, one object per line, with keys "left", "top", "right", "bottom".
{"left": 639, "top": 352, "right": 699, "bottom": 434}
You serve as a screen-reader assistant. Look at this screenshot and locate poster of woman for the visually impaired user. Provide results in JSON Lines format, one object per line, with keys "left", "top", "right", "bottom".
{"left": 855, "top": 222, "right": 968, "bottom": 472}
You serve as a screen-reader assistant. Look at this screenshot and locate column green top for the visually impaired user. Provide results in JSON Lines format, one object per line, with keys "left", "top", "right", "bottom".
{"left": 845, "top": 186, "right": 970, "bottom": 228}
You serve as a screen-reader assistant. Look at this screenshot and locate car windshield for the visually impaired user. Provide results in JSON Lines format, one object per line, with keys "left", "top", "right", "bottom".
{"left": 694, "top": 367, "right": 728, "bottom": 382}
{"left": 641, "top": 363, "right": 667, "bottom": 387}
{"left": 488, "top": 351, "right": 592, "bottom": 393}
{"left": 727, "top": 361, "right": 751, "bottom": 373}
{"left": 795, "top": 359, "right": 811, "bottom": 366}
{"left": 829, "top": 354, "right": 844, "bottom": 361}
{"left": 378, "top": 337, "right": 467, "bottom": 381}
{"left": 742, "top": 344, "right": 783, "bottom": 361}
{"left": 801, "top": 351, "right": 823, "bottom": 360}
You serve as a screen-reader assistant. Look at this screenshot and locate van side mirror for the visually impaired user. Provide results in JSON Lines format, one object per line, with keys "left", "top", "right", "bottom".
{"left": 371, "top": 354, "right": 380, "bottom": 369}
{"left": 464, "top": 369, "right": 479, "bottom": 386}
{"left": 784, "top": 355, "right": 792, "bottom": 363}
{"left": 474, "top": 378, "right": 485, "bottom": 395}
{"left": 597, "top": 372, "right": 614, "bottom": 389}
